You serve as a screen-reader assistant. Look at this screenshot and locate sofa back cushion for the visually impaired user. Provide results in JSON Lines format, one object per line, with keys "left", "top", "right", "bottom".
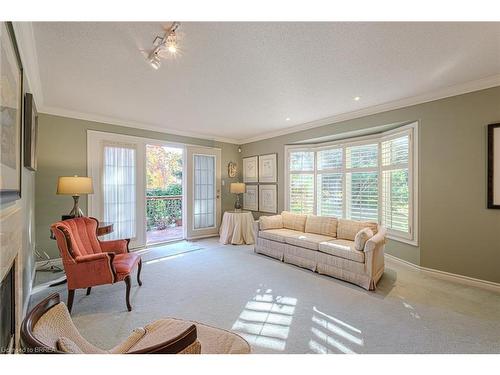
{"left": 305, "top": 215, "right": 338, "bottom": 237}
{"left": 281, "top": 211, "right": 307, "bottom": 232}
{"left": 259, "top": 215, "right": 283, "bottom": 230}
{"left": 337, "top": 219, "right": 378, "bottom": 241}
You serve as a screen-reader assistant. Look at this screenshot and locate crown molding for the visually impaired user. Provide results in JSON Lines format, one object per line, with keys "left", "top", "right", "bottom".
{"left": 39, "top": 105, "right": 241, "bottom": 145}
{"left": 12, "top": 22, "right": 44, "bottom": 107}
{"left": 238, "top": 74, "right": 500, "bottom": 145}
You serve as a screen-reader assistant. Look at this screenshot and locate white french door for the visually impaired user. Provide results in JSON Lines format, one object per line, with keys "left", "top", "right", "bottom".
{"left": 185, "top": 147, "right": 222, "bottom": 239}
{"left": 88, "top": 132, "right": 146, "bottom": 248}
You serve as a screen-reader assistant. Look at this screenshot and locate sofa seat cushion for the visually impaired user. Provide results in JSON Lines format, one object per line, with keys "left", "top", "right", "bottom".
{"left": 284, "top": 233, "right": 335, "bottom": 251}
{"left": 319, "top": 239, "right": 365, "bottom": 263}
{"left": 305, "top": 215, "right": 338, "bottom": 237}
{"left": 259, "top": 229, "right": 304, "bottom": 243}
{"left": 337, "top": 219, "right": 378, "bottom": 241}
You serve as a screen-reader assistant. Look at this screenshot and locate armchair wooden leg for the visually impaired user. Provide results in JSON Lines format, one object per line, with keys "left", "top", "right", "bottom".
{"left": 137, "top": 259, "right": 143, "bottom": 286}
{"left": 86, "top": 287, "right": 92, "bottom": 295}
{"left": 67, "top": 289, "right": 75, "bottom": 313}
{"left": 125, "top": 276, "right": 132, "bottom": 312}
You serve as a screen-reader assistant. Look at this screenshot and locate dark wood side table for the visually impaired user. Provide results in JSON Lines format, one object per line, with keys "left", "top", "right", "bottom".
{"left": 48, "top": 219, "right": 114, "bottom": 286}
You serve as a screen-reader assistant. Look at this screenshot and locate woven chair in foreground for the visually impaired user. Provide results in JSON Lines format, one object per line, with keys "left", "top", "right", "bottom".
{"left": 21, "top": 293, "right": 251, "bottom": 354}
{"left": 51, "top": 216, "right": 142, "bottom": 312}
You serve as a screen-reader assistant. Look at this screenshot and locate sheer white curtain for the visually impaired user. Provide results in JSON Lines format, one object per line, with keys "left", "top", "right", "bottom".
{"left": 102, "top": 142, "right": 136, "bottom": 240}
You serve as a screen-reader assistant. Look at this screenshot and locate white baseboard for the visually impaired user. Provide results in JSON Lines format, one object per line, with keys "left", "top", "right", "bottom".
{"left": 384, "top": 254, "right": 500, "bottom": 293}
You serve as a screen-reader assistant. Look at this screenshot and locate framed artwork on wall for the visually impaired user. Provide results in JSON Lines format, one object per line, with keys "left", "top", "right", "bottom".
{"left": 487, "top": 123, "right": 500, "bottom": 209}
{"left": 243, "top": 184, "right": 258, "bottom": 211}
{"left": 0, "top": 22, "right": 23, "bottom": 203}
{"left": 243, "top": 156, "right": 258, "bottom": 183}
{"left": 24, "top": 93, "right": 38, "bottom": 171}
{"left": 259, "top": 184, "right": 277, "bottom": 213}
{"left": 259, "top": 153, "right": 277, "bottom": 183}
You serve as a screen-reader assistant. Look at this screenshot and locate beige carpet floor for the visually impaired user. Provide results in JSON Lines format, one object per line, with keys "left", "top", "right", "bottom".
{"left": 30, "top": 237, "right": 500, "bottom": 353}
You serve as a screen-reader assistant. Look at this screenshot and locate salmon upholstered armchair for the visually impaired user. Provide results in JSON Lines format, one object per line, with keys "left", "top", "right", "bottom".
{"left": 50, "top": 217, "right": 142, "bottom": 313}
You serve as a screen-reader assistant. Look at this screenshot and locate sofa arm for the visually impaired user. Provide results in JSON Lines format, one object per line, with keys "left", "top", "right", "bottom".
{"left": 100, "top": 239, "right": 130, "bottom": 254}
{"left": 127, "top": 324, "right": 199, "bottom": 354}
{"left": 253, "top": 220, "right": 260, "bottom": 239}
{"left": 364, "top": 227, "right": 386, "bottom": 280}
{"left": 364, "top": 227, "right": 386, "bottom": 253}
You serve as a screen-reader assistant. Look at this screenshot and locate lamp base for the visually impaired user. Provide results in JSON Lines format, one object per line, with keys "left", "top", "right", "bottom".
{"left": 68, "top": 195, "right": 85, "bottom": 217}
{"left": 234, "top": 194, "right": 242, "bottom": 211}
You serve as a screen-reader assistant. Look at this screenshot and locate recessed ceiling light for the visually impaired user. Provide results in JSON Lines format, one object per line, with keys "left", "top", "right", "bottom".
{"left": 354, "top": 96, "right": 361, "bottom": 101}
{"left": 286, "top": 117, "right": 291, "bottom": 121}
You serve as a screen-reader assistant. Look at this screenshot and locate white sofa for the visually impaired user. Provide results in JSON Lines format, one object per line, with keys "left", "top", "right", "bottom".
{"left": 253, "top": 211, "right": 386, "bottom": 290}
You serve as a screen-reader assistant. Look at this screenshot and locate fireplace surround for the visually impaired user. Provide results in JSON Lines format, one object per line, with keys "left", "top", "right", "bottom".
{"left": 0, "top": 263, "right": 15, "bottom": 354}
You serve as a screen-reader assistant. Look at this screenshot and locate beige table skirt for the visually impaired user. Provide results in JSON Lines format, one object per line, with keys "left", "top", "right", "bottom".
{"left": 219, "top": 211, "right": 255, "bottom": 245}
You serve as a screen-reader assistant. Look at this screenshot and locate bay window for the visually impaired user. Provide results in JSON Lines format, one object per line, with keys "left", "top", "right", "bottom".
{"left": 286, "top": 123, "right": 417, "bottom": 244}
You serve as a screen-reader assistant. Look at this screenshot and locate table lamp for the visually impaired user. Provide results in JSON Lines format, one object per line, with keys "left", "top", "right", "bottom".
{"left": 230, "top": 182, "right": 246, "bottom": 211}
{"left": 57, "top": 175, "right": 94, "bottom": 217}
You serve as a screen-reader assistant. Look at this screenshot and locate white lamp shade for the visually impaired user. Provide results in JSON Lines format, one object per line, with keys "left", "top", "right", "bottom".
{"left": 57, "top": 176, "right": 94, "bottom": 195}
{"left": 230, "top": 182, "right": 246, "bottom": 194}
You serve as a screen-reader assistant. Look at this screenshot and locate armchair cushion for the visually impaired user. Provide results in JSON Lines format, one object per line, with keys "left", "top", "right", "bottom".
{"left": 109, "top": 328, "right": 146, "bottom": 354}
{"left": 127, "top": 320, "right": 199, "bottom": 354}
{"left": 114, "top": 253, "right": 141, "bottom": 280}
{"left": 57, "top": 337, "right": 84, "bottom": 354}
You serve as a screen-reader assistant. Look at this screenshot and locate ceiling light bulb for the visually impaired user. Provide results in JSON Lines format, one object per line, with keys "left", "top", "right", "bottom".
{"left": 168, "top": 44, "right": 177, "bottom": 54}
{"left": 148, "top": 53, "right": 161, "bottom": 70}
{"left": 286, "top": 117, "right": 291, "bottom": 121}
{"left": 354, "top": 96, "right": 361, "bottom": 101}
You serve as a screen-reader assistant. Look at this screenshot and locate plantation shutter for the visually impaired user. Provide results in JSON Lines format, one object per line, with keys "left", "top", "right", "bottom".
{"left": 289, "top": 151, "right": 315, "bottom": 214}
{"left": 345, "top": 143, "right": 379, "bottom": 221}
{"left": 381, "top": 134, "right": 411, "bottom": 233}
{"left": 317, "top": 148, "right": 343, "bottom": 217}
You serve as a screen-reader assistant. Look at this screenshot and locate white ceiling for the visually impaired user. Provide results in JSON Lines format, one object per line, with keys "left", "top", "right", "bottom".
{"left": 27, "top": 22, "right": 500, "bottom": 143}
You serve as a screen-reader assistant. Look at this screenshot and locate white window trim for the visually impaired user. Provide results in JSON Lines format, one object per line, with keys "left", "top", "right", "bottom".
{"left": 284, "top": 122, "right": 419, "bottom": 246}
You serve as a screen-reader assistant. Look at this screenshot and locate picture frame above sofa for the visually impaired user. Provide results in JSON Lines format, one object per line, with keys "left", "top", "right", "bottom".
{"left": 243, "top": 184, "right": 258, "bottom": 211}
{"left": 242, "top": 156, "right": 258, "bottom": 183}
{"left": 258, "top": 184, "right": 277, "bottom": 213}
{"left": 258, "top": 153, "right": 277, "bottom": 183}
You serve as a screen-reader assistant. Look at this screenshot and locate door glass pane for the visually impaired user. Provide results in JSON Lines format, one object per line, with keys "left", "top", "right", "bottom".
{"left": 103, "top": 145, "right": 136, "bottom": 239}
{"left": 194, "top": 154, "right": 215, "bottom": 229}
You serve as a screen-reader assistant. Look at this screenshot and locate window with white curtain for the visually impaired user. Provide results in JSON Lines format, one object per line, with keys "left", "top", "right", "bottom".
{"left": 286, "top": 123, "right": 417, "bottom": 244}
{"left": 102, "top": 143, "right": 136, "bottom": 240}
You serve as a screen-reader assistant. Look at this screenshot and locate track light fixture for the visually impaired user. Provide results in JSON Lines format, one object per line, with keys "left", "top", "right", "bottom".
{"left": 147, "top": 22, "right": 180, "bottom": 70}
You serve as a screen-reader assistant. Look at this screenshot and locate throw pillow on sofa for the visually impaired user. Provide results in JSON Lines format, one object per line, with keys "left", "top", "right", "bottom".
{"left": 281, "top": 211, "right": 308, "bottom": 232}
{"left": 259, "top": 215, "right": 283, "bottom": 230}
{"left": 354, "top": 227, "right": 374, "bottom": 251}
{"left": 337, "top": 218, "right": 378, "bottom": 241}
{"left": 305, "top": 215, "right": 338, "bottom": 237}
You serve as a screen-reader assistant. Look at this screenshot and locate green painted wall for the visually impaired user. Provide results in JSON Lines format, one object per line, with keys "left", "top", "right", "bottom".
{"left": 241, "top": 87, "right": 500, "bottom": 283}
{"left": 36, "top": 114, "right": 241, "bottom": 258}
